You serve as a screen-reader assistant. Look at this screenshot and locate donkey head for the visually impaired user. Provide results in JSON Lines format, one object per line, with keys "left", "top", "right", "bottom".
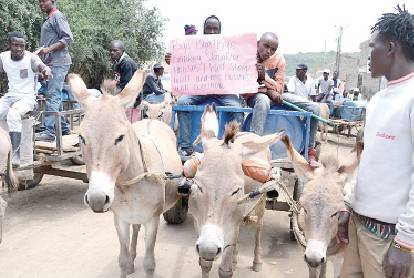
{"left": 282, "top": 135, "right": 360, "bottom": 268}
{"left": 69, "top": 71, "right": 145, "bottom": 213}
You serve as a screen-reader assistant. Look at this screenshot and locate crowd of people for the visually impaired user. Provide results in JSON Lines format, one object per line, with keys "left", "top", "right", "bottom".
{"left": 0, "top": 1, "right": 413, "bottom": 277}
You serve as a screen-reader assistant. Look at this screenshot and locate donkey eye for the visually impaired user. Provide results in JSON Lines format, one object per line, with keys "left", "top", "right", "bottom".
{"left": 197, "top": 184, "right": 203, "bottom": 193}
{"left": 331, "top": 211, "right": 339, "bottom": 218}
{"left": 79, "top": 135, "right": 86, "bottom": 145}
{"left": 115, "top": 135, "right": 124, "bottom": 145}
{"left": 231, "top": 187, "right": 241, "bottom": 196}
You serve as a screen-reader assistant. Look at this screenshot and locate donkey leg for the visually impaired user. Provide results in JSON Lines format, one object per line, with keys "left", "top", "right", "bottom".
{"left": 143, "top": 217, "right": 160, "bottom": 272}
{"left": 232, "top": 228, "right": 240, "bottom": 267}
{"left": 308, "top": 267, "right": 319, "bottom": 278}
{"left": 333, "top": 252, "right": 344, "bottom": 278}
{"left": 319, "top": 262, "right": 327, "bottom": 278}
{"left": 130, "top": 224, "right": 141, "bottom": 262}
{"left": 253, "top": 198, "right": 265, "bottom": 272}
{"left": 218, "top": 244, "right": 236, "bottom": 278}
{"left": 114, "top": 215, "right": 134, "bottom": 278}
{"left": 199, "top": 257, "right": 213, "bottom": 278}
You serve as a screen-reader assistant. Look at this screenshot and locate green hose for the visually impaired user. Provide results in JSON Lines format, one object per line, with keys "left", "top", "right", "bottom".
{"left": 282, "top": 100, "right": 334, "bottom": 126}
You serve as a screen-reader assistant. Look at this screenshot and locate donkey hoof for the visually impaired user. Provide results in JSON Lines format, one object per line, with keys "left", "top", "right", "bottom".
{"left": 253, "top": 262, "right": 263, "bottom": 272}
{"left": 218, "top": 267, "right": 233, "bottom": 278}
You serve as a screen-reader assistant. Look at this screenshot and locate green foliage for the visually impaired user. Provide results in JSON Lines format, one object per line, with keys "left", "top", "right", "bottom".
{"left": 0, "top": 0, "right": 165, "bottom": 93}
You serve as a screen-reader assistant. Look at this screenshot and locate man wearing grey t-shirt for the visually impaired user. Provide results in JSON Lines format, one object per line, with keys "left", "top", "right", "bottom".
{"left": 35, "top": 0, "right": 73, "bottom": 142}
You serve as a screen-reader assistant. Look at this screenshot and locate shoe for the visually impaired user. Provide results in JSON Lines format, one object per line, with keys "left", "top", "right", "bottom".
{"left": 9, "top": 132, "right": 21, "bottom": 167}
{"left": 62, "top": 130, "right": 71, "bottom": 136}
{"left": 178, "top": 147, "right": 194, "bottom": 162}
{"left": 35, "top": 131, "right": 55, "bottom": 142}
{"left": 308, "top": 148, "right": 320, "bottom": 168}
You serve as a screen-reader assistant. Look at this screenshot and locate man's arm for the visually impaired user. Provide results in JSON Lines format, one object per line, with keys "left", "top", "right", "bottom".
{"left": 119, "top": 61, "right": 137, "bottom": 90}
{"left": 31, "top": 54, "right": 51, "bottom": 74}
{"left": 36, "top": 13, "right": 73, "bottom": 55}
{"left": 395, "top": 109, "right": 414, "bottom": 249}
{"left": 0, "top": 56, "right": 4, "bottom": 73}
{"left": 264, "top": 57, "right": 286, "bottom": 94}
{"left": 287, "top": 77, "right": 295, "bottom": 93}
{"left": 145, "top": 75, "right": 165, "bottom": 95}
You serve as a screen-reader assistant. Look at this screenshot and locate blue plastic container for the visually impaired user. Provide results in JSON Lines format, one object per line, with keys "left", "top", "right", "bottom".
{"left": 242, "top": 106, "right": 307, "bottom": 160}
{"left": 339, "top": 104, "right": 366, "bottom": 121}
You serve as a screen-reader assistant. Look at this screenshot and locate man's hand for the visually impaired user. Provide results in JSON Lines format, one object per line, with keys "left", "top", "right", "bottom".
{"left": 267, "top": 89, "right": 283, "bottom": 104}
{"left": 42, "top": 68, "right": 52, "bottom": 81}
{"left": 34, "top": 47, "right": 50, "bottom": 56}
{"left": 256, "top": 63, "right": 265, "bottom": 82}
{"left": 383, "top": 243, "right": 412, "bottom": 278}
{"left": 336, "top": 210, "right": 351, "bottom": 245}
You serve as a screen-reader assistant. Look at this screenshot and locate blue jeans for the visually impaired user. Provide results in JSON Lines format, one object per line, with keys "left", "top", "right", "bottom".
{"left": 247, "top": 93, "right": 270, "bottom": 136}
{"left": 282, "top": 93, "right": 320, "bottom": 148}
{"left": 43, "top": 65, "right": 70, "bottom": 136}
{"left": 176, "top": 94, "right": 243, "bottom": 148}
{"left": 144, "top": 93, "right": 165, "bottom": 104}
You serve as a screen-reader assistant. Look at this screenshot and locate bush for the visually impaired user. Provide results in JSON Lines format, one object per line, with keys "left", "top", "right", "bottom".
{"left": 0, "top": 0, "right": 165, "bottom": 94}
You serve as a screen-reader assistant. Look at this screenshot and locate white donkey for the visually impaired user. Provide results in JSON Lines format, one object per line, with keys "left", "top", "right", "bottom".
{"left": 68, "top": 71, "right": 182, "bottom": 278}
{"left": 282, "top": 134, "right": 360, "bottom": 278}
{"left": 189, "top": 105, "right": 283, "bottom": 278}
{"left": 0, "top": 127, "right": 18, "bottom": 244}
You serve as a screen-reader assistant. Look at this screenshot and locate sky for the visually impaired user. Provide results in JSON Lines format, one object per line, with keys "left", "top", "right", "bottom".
{"left": 144, "top": 0, "right": 414, "bottom": 54}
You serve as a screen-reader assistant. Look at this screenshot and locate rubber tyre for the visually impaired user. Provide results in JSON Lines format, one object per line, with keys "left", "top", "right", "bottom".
{"left": 18, "top": 173, "right": 44, "bottom": 191}
{"left": 163, "top": 198, "right": 188, "bottom": 224}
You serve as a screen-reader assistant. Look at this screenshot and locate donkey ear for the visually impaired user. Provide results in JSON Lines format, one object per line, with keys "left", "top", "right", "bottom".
{"left": 67, "top": 73, "right": 93, "bottom": 108}
{"left": 240, "top": 132, "right": 283, "bottom": 151}
{"left": 281, "top": 134, "right": 315, "bottom": 183}
{"left": 118, "top": 70, "right": 145, "bottom": 108}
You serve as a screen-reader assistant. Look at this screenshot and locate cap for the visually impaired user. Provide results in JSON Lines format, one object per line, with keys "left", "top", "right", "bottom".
{"left": 296, "top": 64, "right": 308, "bottom": 70}
{"left": 353, "top": 88, "right": 360, "bottom": 92}
{"left": 153, "top": 63, "right": 164, "bottom": 70}
{"left": 323, "top": 69, "right": 330, "bottom": 74}
{"left": 184, "top": 24, "right": 197, "bottom": 35}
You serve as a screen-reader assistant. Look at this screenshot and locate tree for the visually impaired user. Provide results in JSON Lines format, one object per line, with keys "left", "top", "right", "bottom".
{"left": 0, "top": 0, "right": 165, "bottom": 94}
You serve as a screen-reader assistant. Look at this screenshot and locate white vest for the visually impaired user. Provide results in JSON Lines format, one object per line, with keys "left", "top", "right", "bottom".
{"left": 0, "top": 51, "right": 36, "bottom": 96}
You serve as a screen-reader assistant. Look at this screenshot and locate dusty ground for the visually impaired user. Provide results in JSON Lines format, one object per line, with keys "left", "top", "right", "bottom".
{"left": 0, "top": 134, "right": 355, "bottom": 278}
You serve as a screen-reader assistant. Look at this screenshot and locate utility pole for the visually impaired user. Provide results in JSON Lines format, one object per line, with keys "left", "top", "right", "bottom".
{"left": 335, "top": 25, "right": 344, "bottom": 73}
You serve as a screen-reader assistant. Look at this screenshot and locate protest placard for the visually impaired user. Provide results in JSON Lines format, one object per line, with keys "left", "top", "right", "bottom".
{"left": 170, "top": 33, "right": 258, "bottom": 95}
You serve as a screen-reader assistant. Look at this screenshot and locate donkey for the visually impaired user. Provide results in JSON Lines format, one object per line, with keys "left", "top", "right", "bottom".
{"left": 140, "top": 93, "right": 178, "bottom": 131}
{"left": 189, "top": 105, "right": 282, "bottom": 278}
{"left": 0, "top": 127, "right": 18, "bottom": 244}
{"left": 282, "top": 134, "right": 360, "bottom": 278}
{"left": 68, "top": 71, "right": 182, "bottom": 278}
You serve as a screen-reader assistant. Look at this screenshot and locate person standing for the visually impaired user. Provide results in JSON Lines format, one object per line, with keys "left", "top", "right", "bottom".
{"left": 339, "top": 5, "right": 414, "bottom": 277}
{"left": 35, "top": 0, "right": 73, "bottom": 142}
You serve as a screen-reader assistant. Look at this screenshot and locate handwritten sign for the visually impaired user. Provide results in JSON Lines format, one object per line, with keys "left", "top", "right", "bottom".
{"left": 170, "top": 33, "right": 258, "bottom": 95}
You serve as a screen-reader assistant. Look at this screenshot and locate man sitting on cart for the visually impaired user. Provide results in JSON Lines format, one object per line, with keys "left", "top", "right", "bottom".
{"left": 247, "top": 32, "right": 320, "bottom": 166}
{"left": 0, "top": 32, "right": 51, "bottom": 167}
{"left": 174, "top": 15, "right": 244, "bottom": 156}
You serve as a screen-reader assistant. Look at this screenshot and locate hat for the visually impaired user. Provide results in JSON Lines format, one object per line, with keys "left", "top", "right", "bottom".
{"left": 296, "top": 64, "right": 308, "bottom": 70}
{"left": 184, "top": 24, "right": 197, "bottom": 35}
{"left": 153, "top": 63, "right": 164, "bottom": 70}
{"left": 323, "top": 69, "right": 330, "bottom": 74}
{"left": 353, "top": 88, "right": 360, "bottom": 92}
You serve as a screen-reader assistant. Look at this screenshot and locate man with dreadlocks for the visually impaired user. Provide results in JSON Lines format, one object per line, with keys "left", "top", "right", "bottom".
{"left": 338, "top": 5, "right": 414, "bottom": 278}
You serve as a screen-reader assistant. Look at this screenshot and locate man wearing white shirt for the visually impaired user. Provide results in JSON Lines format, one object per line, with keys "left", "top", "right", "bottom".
{"left": 285, "top": 64, "right": 320, "bottom": 166}
{"left": 317, "top": 69, "right": 334, "bottom": 102}
{"left": 339, "top": 5, "right": 414, "bottom": 277}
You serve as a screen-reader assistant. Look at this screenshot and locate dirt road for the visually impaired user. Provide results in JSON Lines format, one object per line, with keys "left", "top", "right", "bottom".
{"left": 0, "top": 138, "right": 354, "bottom": 278}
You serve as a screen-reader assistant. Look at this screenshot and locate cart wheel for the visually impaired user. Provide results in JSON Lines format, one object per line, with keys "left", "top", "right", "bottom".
{"left": 163, "top": 198, "right": 188, "bottom": 224}
{"left": 18, "top": 173, "right": 44, "bottom": 191}
{"left": 70, "top": 155, "right": 85, "bottom": 165}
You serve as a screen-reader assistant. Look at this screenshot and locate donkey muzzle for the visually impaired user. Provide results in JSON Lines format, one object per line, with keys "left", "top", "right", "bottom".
{"left": 304, "top": 240, "right": 327, "bottom": 268}
{"left": 84, "top": 191, "right": 111, "bottom": 213}
{"left": 196, "top": 224, "right": 224, "bottom": 261}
